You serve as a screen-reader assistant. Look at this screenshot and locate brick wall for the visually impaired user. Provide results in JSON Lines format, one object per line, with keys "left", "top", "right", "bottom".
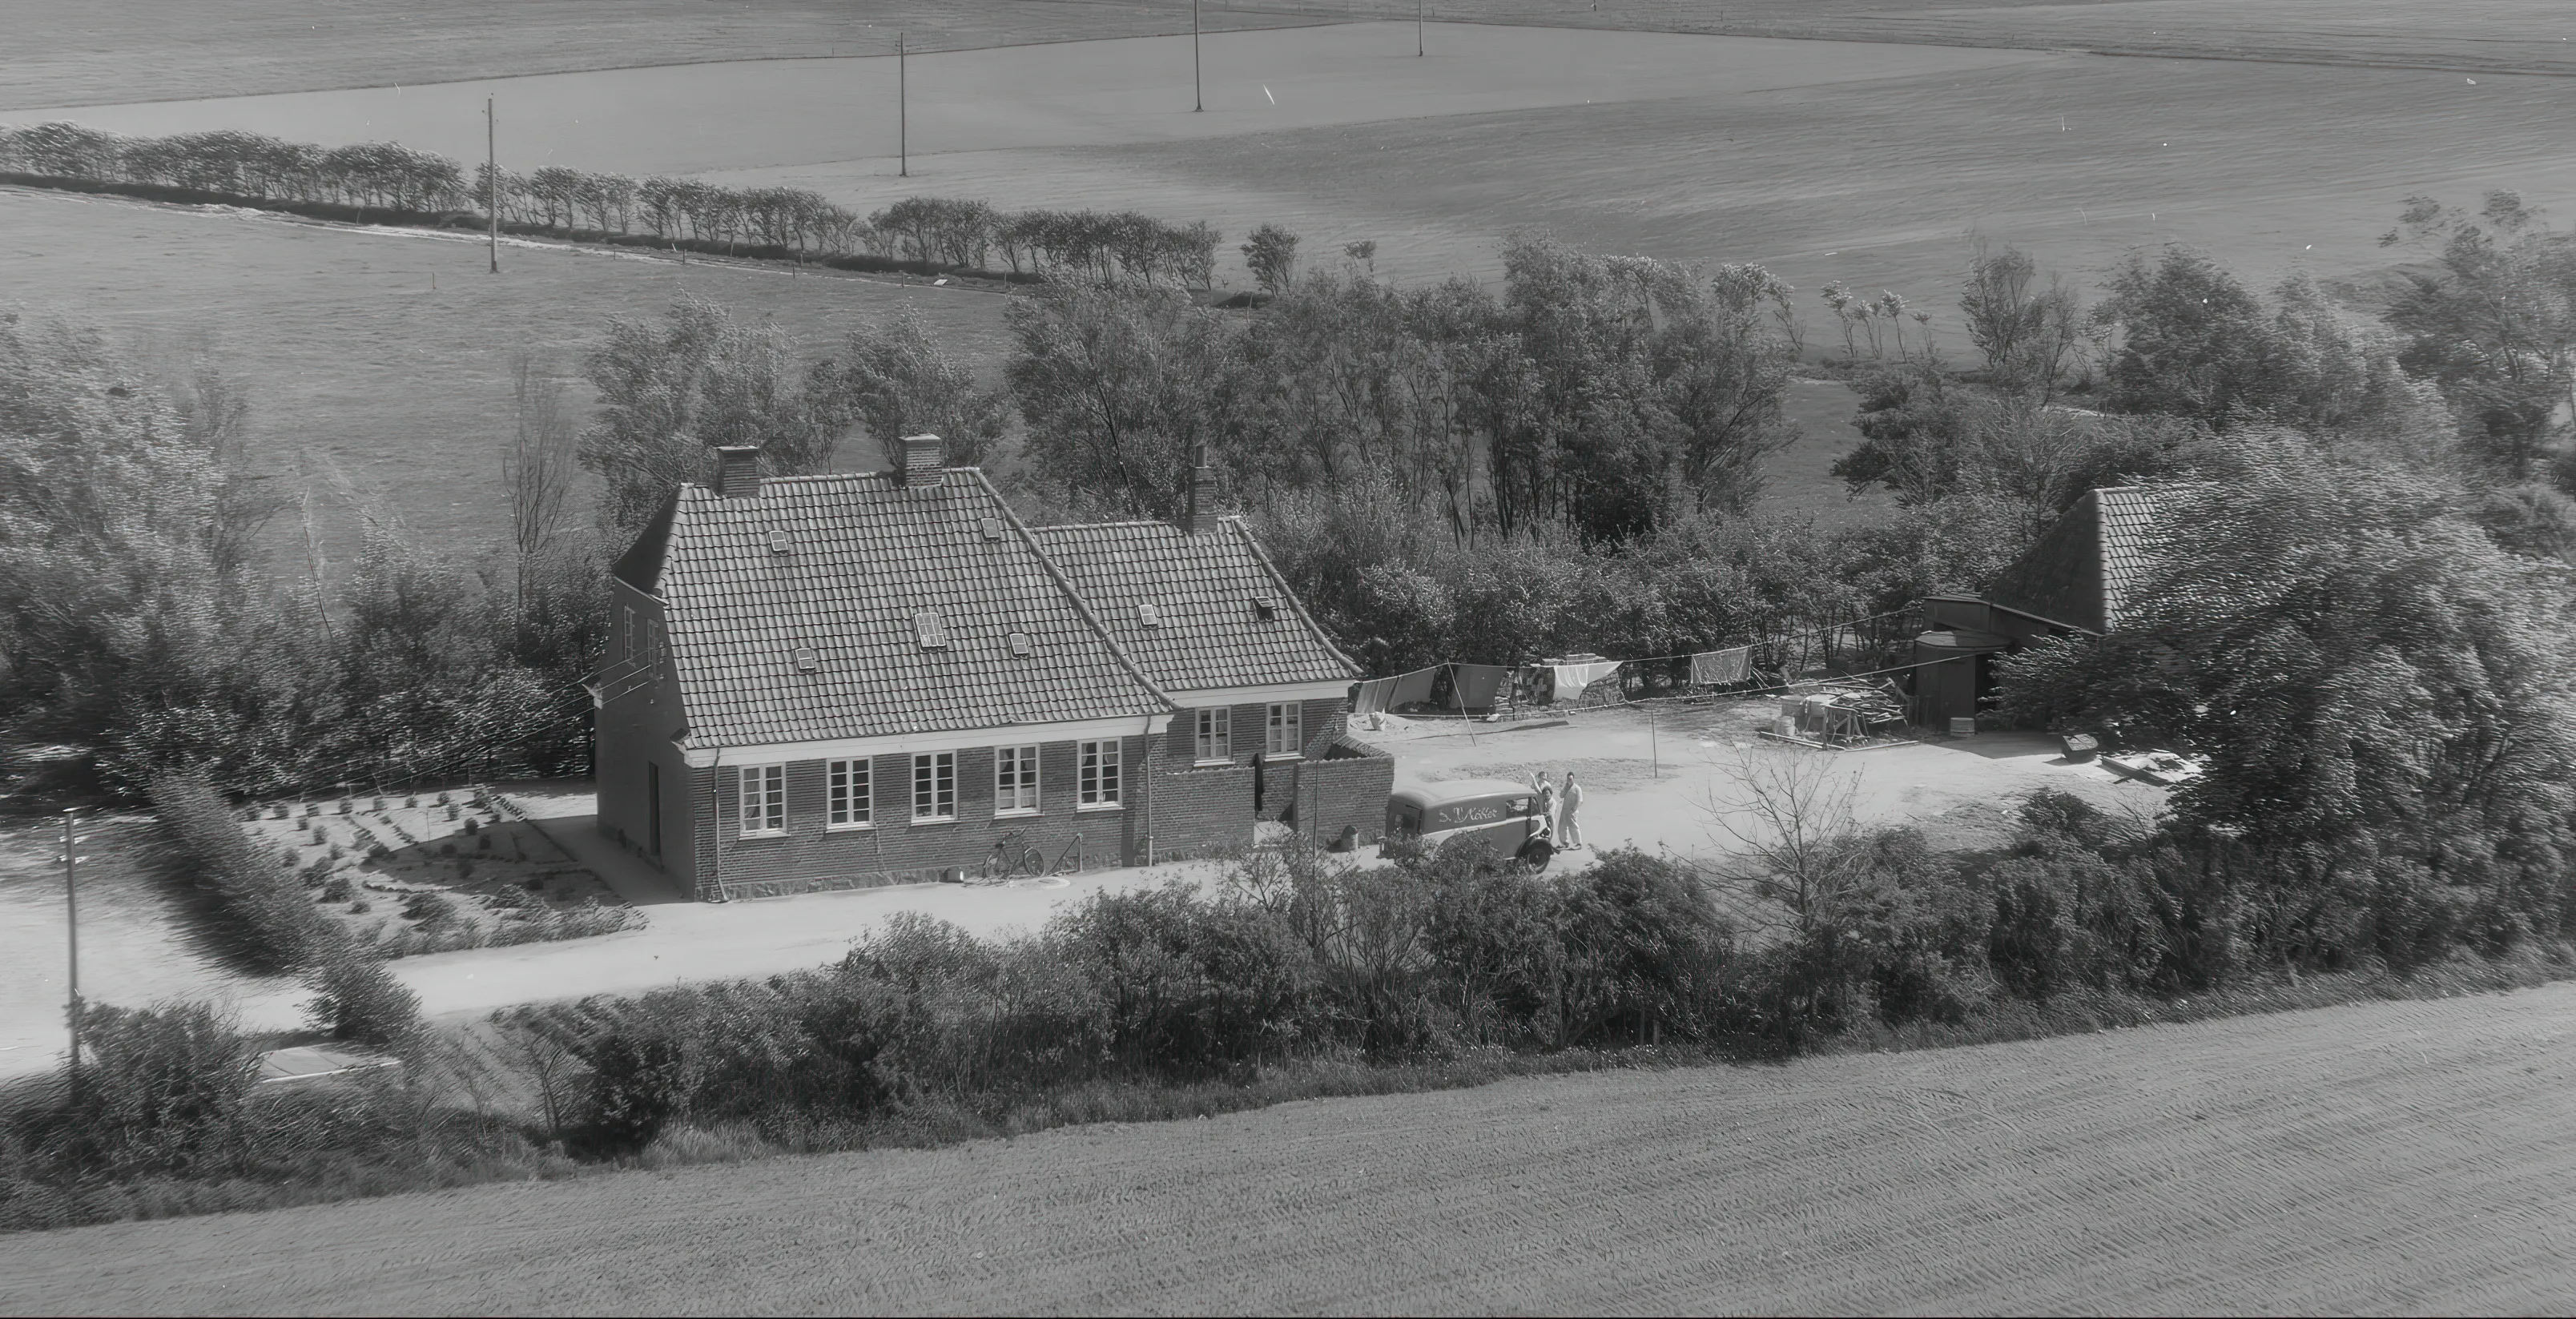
{"left": 697, "top": 734, "right": 1148, "bottom": 901}
{"left": 1266, "top": 751, "right": 1394, "bottom": 848}
{"left": 1149, "top": 762, "right": 1255, "bottom": 860}
{"left": 594, "top": 580, "right": 695, "bottom": 891}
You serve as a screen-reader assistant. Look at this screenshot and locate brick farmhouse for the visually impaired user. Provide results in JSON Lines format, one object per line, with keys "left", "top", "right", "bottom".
{"left": 593, "top": 437, "right": 1391, "bottom": 901}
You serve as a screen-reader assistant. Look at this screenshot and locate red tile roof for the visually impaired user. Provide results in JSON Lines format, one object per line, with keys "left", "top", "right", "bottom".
{"left": 622, "top": 469, "right": 1177, "bottom": 750}
{"left": 1983, "top": 486, "right": 2160, "bottom": 634}
{"left": 1029, "top": 518, "right": 1360, "bottom": 693}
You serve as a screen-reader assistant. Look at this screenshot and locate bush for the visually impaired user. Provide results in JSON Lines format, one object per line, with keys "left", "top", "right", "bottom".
{"left": 147, "top": 770, "right": 331, "bottom": 973}
{"left": 318, "top": 875, "right": 353, "bottom": 903}
{"left": 300, "top": 954, "right": 421, "bottom": 1046}
{"left": 400, "top": 891, "right": 457, "bottom": 929}
{"left": 6, "top": 1003, "right": 261, "bottom": 1183}
{"left": 582, "top": 1029, "right": 687, "bottom": 1154}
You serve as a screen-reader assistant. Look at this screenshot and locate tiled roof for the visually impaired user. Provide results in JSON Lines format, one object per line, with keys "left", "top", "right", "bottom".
{"left": 2093, "top": 487, "right": 2158, "bottom": 630}
{"left": 1982, "top": 487, "right": 2159, "bottom": 634}
{"left": 1028, "top": 518, "right": 1359, "bottom": 693}
{"left": 630, "top": 469, "right": 1177, "bottom": 749}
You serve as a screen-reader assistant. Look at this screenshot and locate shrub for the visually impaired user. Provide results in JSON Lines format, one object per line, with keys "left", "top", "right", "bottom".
{"left": 462, "top": 817, "right": 479, "bottom": 836}
{"left": 318, "top": 875, "right": 352, "bottom": 903}
{"left": 12, "top": 1003, "right": 262, "bottom": 1181}
{"left": 301, "top": 953, "right": 421, "bottom": 1046}
{"left": 401, "top": 891, "right": 457, "bottom": 928}
{"left": 582, "top": 1029, "right": 686, "bottom": 1155}
{"left": 148, "top": 770, "right": 331, "bottom": 973}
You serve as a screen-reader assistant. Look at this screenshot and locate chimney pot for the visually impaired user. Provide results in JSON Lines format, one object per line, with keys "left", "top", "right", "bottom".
{"left": 710, "top": 445, "right": 762, "bottom": 499}
{"left": 900, "top": 433, "right": 944, "bottom": 486}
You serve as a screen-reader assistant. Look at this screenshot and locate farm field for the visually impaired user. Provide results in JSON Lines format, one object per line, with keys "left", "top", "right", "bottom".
{"left": 10, "top": 26, "right": 2572, "bottom": 558}
{"left": 5, "top": 981, "right": 2569, "bottom": 1313}
{"left": 0, "top": 186, "right": 1014, "bottom": 569}
{"left": 10, "top": 2, "right": 2574, "bottom": 113}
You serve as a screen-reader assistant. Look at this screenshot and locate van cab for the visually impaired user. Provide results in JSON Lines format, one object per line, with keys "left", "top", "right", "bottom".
{"left": 1385, "top": 778, "right": 1553, "bottom": 870}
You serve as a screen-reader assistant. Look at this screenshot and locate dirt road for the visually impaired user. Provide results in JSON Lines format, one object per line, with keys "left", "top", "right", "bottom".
{"left": 6, "top": 983, "right": 2569, "bottom": 1315}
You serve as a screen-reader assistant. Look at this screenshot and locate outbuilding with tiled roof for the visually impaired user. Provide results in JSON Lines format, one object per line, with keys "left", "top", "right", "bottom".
{"left": 1911, "top": 487, "right": 2160, "bottom": 730}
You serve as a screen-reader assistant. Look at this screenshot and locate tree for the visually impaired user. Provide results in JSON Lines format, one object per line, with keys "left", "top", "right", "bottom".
{"left": 1242, "top": 223, "right": 1299, "bottom": 294}
{"left": 2091, "top": 245, "right": 2278, "bottom": 422}
{"left": 803, "top": 312, "right": 1011, "bottom": 468}
{"left": 2378, "top": 191, "right": 2576, "bottom": 478}
{"left": 1003, "top": 284, "right": 1244, "bottom": 519}
{"left": 1959, "top": 240, "right": 2087, "bottom": 402}
{"left": 505, "top": 352, "right": 577, "bottom": 614}
{"left": 1998, "top": 434, "right": 2576, "bottom": 879}
{"left": 578, "top": 294, "right": 828, "bottom": 539}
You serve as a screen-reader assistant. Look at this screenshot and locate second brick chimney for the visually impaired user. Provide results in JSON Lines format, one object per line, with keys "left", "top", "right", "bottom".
{"left": 900, "top": 433, "right": 944, "bottom": 487}
{"left": 710, "top": 445, "right": 761, "bottom": 499}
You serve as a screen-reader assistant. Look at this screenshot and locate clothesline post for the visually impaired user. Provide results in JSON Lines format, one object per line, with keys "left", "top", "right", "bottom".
{"left": 1648, "top": 704, "right": 1658, "bottom": 778}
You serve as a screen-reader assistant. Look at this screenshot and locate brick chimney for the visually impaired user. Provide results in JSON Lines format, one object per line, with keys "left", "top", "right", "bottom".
{"left": 900, "top": 433, "right": 944, "bottom": 487}
{"left": 710, "top": 445, "right": 761, "bottom": 499}
{"left": 1181, "top": 446, "right": 1217, "bottom": 535}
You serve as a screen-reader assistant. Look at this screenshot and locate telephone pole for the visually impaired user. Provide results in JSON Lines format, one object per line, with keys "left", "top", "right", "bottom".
{"left": 1193, "top": 0, "right": 1204, "bottom": 111}
{"left": 485, "top": 96, "right": 499, "bottom": 273}
{"left": 898, "top": 33, "right": 909, "bottom": 178}
{"left": 1419, "top": 0, "right": 1427, "bottom": 56}
{"left": 61, "top": 810, "right": 83, "bottom": 1070}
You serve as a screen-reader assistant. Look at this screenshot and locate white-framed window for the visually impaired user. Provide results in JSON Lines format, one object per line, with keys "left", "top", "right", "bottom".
{"left": 622, "top": 605, "right": 638, "bottom": 659}
{"left": 1194, "top": 708, "right": 1231, "bottom": 763}
{"left": 994, "top": 745, "right": 1040, "bottom": 816}
{"left": 738, "top": 764, "right": 785, "bottom": 837}
{"left": 912, "top": 751, "right": 956, "bottom": 822}
{"left": 1266, "top": 702, "right": 1303, "bottom": 757}
{"left": 1078, "top": 740, "right": 1121, "bottom": 809}
{"left": 827, "top": 758, "right": 871, "bottom": 829}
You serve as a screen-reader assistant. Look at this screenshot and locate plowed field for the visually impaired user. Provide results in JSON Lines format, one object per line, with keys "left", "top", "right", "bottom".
{"left": 5, "top": 983, "right": 2570, "bottom": 1315}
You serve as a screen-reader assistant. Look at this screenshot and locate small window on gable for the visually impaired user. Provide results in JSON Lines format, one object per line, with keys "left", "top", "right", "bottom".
{"left": 792, "top": 645, "right": 820, "bottom": 673}
{"left": 915, "top": 610, "right": 948, "bottom": 649}
{"left": 1008, "top": 632, "right": 1032, "bottom": 657}
{"left": 1137, "top": 602, "right": 1161, "bottom": 628}
{"left": 1253, "top": 597, "right": 1278, "bottom": 621}
{"left": 978, "top": 517, "right": 1004, "bottom": 541}
{"left": 767, "top": 529, "right": 793, "bottom": 555}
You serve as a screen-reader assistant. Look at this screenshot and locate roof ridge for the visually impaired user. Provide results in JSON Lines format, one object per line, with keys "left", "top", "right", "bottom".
{"left": 975, "top": 469, "right": 1182, "bottom": 715}
{"left": 1029, "top": 519, "right": 1177, "bottom": 533}
{"left": 1227, "top": 518, "right": 1362, "bottom": 678}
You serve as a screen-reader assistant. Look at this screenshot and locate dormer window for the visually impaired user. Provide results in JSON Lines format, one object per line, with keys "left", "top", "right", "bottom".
{"left": 978, "top": 517, "right": 1004, "bottom": 541}
{"left": 792, "top": 645, "right": 820, "bottom": 673}
{"left": 915, "top": 610, "right": 948, "bottom": 649}
{"left": 1008, "top": 632, "right": 1032, "bottom": 657}
{"left": 1137, "top": 602, "right": 1161, "bottom": 628}
{"left": 1253, "top": 597, "right": 1278, "bottom": 621}
{"left": 767, "top": 529, "right": 793, "bottom": 555}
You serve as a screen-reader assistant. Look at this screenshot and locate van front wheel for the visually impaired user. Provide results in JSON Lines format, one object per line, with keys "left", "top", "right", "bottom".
{"left": 1516, "top": 838, "right": 1554, "bottom": 872}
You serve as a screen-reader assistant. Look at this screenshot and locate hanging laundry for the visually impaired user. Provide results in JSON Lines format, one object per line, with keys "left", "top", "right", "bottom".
{"left": 1447, "top": 663, "right": 1513, "bottom": 712}
{"left": 1350, "top": 677, "right": 1399, "bottom": 717}
{"left": 1387, "top": 666, "right": 1441, "bottom": 711}
{"left": 1690, "top": 645, "right": 1753, "bottom": 686}
{"left": 1549, "top": 659, "right": 1624, "bottom": 703}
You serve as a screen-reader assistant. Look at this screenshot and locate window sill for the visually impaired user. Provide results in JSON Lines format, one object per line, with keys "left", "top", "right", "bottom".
{"left": 1077, "top": 802, "right": 1124, "bottom": 813}
{"left": 992, "top": 808, "right": 1040, "bottom": 819}
{"left": 736, "top": 830, "right": 787, "bottom": 840}
{"left": 824, "top": 822, "right": 875, "bottom": 833}
{"left": 1192, "top": 758, "right": 1235, "bottom": 769}
{"left": 910, "top": 816, "right": 958, "bottom": 826}
{"left": 1263, "top": 752, "right": 1305, "bottom": 763}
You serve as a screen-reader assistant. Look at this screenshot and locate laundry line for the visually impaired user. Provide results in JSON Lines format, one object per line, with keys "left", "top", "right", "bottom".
{"left": 1346, "top": 608, "right": 1919, "bottom": 714}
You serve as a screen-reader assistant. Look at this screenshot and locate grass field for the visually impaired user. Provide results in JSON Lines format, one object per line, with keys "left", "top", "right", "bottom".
{"left": 10, "top": 21, "right": 2570, "bottom": 561}
{"left": 10, "top": 2, "right": 2574, "bottom": 113}
{"left": 4, "top": 982, "right": 2568, "bottom": 1313}
{"left": 0, "top": 186, "right": 1014, "bottom": 568}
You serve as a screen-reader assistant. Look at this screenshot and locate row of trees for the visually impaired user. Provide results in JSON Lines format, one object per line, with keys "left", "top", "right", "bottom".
{"left": 0, "top": 120, "right": 1230, "bottom": 286}
{"left": 0, "top": 122, "right": 463, "bottom": 212}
